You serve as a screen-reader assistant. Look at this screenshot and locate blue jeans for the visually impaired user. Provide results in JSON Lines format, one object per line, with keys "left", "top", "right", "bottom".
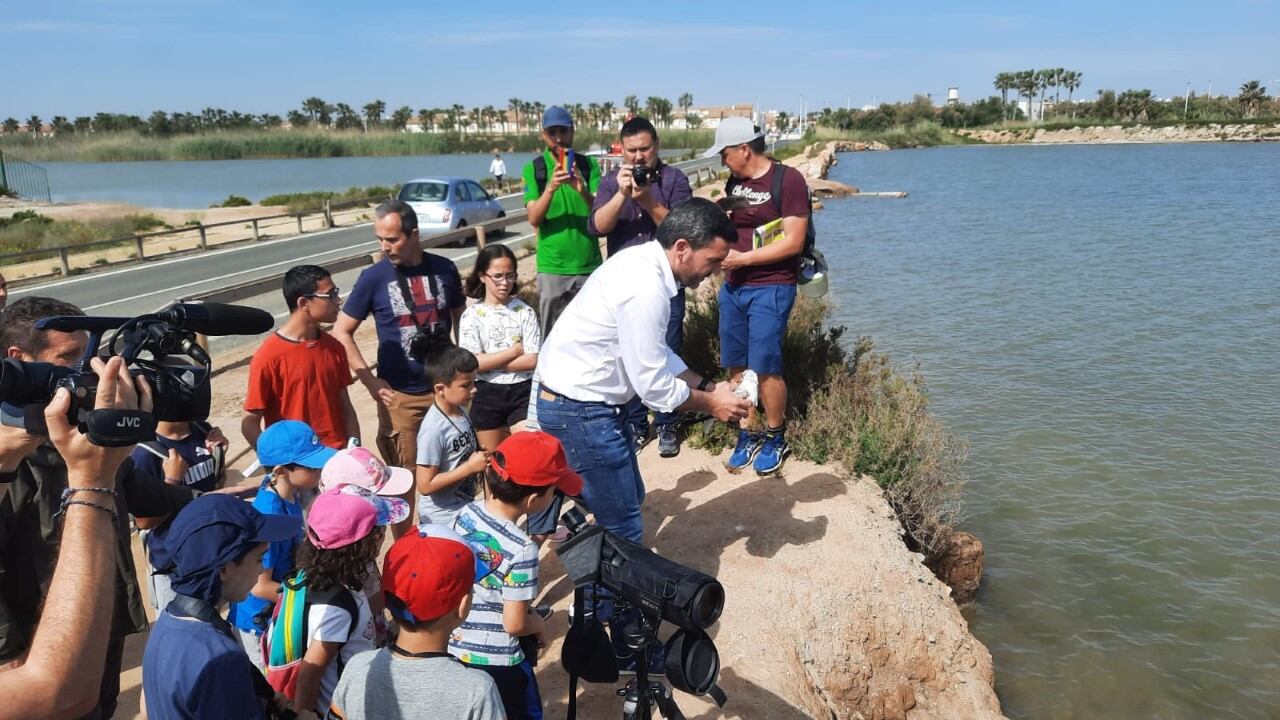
{"left": 470, "top": 660, "right": 542, "bottom": 720}
{"left": 624, "top": 289, "right": 687, "bottom": 432}
{"left": 534, "top": 389, "right": 645, "bottom": 543}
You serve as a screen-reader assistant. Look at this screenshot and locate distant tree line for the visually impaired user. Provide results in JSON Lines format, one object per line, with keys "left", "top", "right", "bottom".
{"left": 1, "top": 93, "right": 701, "bottom": 138}
{"left": 813, "top": 78, "right": 1276, "bottom": 132}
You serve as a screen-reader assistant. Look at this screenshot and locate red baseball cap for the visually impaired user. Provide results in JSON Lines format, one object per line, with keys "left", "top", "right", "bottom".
{"left": 382, "top": 525, "right": 477, "bottom": 624}
{"left": 489, "top": 431, "right": 583, "bottom": 496}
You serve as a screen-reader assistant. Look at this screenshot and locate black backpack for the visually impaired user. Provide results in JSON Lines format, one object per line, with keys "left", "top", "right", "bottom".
{"left": 532, "top": 152, "right": 594, "bottom": 195}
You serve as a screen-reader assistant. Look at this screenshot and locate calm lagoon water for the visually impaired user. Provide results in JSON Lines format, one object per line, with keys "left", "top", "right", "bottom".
{"left": 821, "top": 142, "right": 1279, "bottom": 719}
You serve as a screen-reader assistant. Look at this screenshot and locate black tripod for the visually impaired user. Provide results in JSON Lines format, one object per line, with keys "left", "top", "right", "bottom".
{"left": 617, "top": 609, "right": 686, "bottom": 720}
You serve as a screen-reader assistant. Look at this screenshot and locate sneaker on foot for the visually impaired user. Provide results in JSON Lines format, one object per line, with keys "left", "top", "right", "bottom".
{"left": 753, "top": 433, "right": 791, "bottom": 475}
{"left": 725, "top": 430, "right": 762, "bottom": 473}
{"left": 630, "top": 424, "right": 650, "bottom": 455}
{"left": 656, "top": 424, "right": 680, "bottom": 458}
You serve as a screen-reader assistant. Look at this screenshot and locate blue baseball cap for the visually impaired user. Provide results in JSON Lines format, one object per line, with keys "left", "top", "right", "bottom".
{"left": 152, "top": 494, "right": 302, "bottom": 601}
{"left": 543, "top": 105, "right": 573, "bottom": 129}
{"left": 257, "top": 420, "right": 337, "bottom": 468}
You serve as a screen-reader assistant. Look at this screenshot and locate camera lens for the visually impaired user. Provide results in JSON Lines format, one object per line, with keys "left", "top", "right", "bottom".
{"left": 689, "top": 581, "right": 725, "bottom": 629}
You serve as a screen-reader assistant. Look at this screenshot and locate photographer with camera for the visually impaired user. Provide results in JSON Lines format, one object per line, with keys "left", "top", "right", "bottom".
{"left": 0, "top": 296, "right": 202, "bottom": 718}
{"left": 590, "top": 117, "right": 694, "bottom": 458}
{"left": 334, "top": 200, "right": 465, "bottom": 536}
{"left": 0, "top": 354, "right": 151, "bottom": 719}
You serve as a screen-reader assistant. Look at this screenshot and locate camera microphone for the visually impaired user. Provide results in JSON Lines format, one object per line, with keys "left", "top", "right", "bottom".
{"left": 158, "top": 303, "right": 275, "bottom": 336}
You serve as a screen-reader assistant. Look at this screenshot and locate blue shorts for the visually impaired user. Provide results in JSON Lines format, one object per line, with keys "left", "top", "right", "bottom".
{"left": 718, "top": 282, "right": 797, "bottom": 376}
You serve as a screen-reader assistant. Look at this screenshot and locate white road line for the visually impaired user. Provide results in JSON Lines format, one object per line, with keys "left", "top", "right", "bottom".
{"left": 80, "top": 232, "right": 534, "bottom": 312}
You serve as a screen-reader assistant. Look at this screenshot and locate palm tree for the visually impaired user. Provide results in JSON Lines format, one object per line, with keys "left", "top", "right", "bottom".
{"left": 302, "top": 97, "right": 326, "bottom": 123}
{"left": 530, "top": 102, "right": 545, "bottom": 130}
{"left": 334, "top": 103, "right": 361, "bottom": 130}
{"left": 775, "top": 111, "right": 790, "bottom": 134}
{"left": 678, "top": 92, "right": 693, "bottom": 125}
{"left": 390, "top": 105, "right": 414, "bottom": 131}
{"left": 362, "top": 100, "right": 386, "bottom": 131}
{"left": 1053, "top": 67, "right": 1066, "bottom": 109}
{"left": 1064, "top": 71, "right": 1082, "bottom": 118}
{"left": 1237, "top": 80, "right": 1267, "bottom": 118}
{"left": 2, "top": 118, "right": 18, "bottom": 134}
{"left": 1015, "top": 70, "right": 1037, "bottom": 121}
{"left": 26, "top": 115, "right": 43, "bottom": 135}
{"left": 1035, "top": 69, "right": 1053, "bottom": 121}
{"left": 623, "top": 95, "right": 640, "bottom": 118}
{"left": 600, "top": 101, "right": 616, "bottom": 131}
{"left": 993, "top": 72, "right": 1014, "bottom": 120}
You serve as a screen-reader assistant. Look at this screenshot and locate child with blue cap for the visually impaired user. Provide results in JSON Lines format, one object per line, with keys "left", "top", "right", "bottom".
{"left": 227, "top": 419, "right": 337, "bottom": 668}
{"left": 142, "top": 493, "right": 302, "bottom": 719}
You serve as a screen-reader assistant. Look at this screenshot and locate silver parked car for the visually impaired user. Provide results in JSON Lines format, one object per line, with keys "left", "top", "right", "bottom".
{"left": 397, "top": 176, "right": 505, "bottom": 245}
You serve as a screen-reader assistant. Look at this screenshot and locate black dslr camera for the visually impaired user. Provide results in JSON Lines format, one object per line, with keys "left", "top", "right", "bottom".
{"left": 407, "top": 323, "right": 451, "bottom": 363}
{"left": 630, "top": 165, "right": 659, "bottom": 188}
{"left": 0, "top": 302, "right": 272, "bottom": 446}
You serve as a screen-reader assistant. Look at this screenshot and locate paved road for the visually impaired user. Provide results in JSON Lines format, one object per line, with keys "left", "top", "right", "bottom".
{"left": 8, "top": 152, "right": 732, "bottom": 356}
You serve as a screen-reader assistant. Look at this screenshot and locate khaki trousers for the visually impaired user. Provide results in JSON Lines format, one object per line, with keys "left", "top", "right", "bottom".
{"left": 375, "top": 388, "right": 433, "bottom": 533}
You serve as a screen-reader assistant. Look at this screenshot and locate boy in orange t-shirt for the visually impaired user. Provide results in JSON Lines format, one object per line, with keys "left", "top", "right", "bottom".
{"left": 242, "top": 265, "right": 359, "bottom": 450}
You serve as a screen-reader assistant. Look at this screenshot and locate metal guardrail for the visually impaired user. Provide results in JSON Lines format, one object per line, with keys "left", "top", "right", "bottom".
{"left": 0, "top": 194, "right": 387, "bottom": 278}
{"left": 185, "top": 209, "right": 531, "bottom": 307}
{"left": 0, "top": 150, "right": 51, "bottom": 202}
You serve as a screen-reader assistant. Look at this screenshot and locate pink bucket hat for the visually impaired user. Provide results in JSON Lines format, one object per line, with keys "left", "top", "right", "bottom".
{"left": 306, "top": 485, "right": 410, "bottom": 550}
{"left": 320, "top": 446, "right": 414, "bottom": 497}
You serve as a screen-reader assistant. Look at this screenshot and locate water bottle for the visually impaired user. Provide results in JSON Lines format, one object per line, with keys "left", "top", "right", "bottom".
{"left": 734, "top": 369, "right": 759, "bottom": 406}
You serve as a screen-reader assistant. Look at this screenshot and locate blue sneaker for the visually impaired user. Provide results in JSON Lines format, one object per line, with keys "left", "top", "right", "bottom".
{"left": 725, "top": 430, "right": 762, "bottom": 473}
{"left": 753, "top": 433, "right": 791, "bottom": 475}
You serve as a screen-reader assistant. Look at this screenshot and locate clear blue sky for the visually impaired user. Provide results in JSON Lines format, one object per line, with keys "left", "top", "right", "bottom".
{"left": 3, "top": 0, "right": 1276, "bottom": 119}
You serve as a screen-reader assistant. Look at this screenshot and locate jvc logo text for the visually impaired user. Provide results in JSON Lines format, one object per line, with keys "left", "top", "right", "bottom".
{"left": 116, "top": 416, "right": 142, "bottom": 428}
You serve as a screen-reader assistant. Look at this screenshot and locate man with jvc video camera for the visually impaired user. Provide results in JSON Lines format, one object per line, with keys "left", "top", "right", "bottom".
{"left": 0, "top": 296, "right": 197, "bottom": 718}
{"left": 334, "top": 200, "right": 465, "bottom": 536}
{"left": 590, "top": 116, "right": 693, "bottom": 458}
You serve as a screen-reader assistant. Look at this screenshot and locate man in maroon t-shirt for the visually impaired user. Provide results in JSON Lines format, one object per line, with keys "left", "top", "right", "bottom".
{"left": 704, "top": 117, "right": 810, "bottom": 475}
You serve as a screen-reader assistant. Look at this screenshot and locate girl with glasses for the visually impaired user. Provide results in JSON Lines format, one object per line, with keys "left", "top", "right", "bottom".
{"left": 459, "top": 245, "right": 541, "bottom": 452}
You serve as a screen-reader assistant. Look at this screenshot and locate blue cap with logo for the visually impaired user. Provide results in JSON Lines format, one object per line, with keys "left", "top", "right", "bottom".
{"left": 257, "top": 419, "right": 337, "bottom": 469}
{"left": 543, "top": 105, "right": 573, "bottom": 129}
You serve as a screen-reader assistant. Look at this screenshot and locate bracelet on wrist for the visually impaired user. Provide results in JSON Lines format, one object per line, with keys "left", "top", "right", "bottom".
{"left": 0, "top": 469, "right": 19, "bottom": 484}
{"left": 61, "top": 486, "right": 118, "bottom": 502}
{"left": 696, "top": 377, "right": 713, "bottom": 392}
{"left": 55, "top": 498, "right": 118, "bottom": 521}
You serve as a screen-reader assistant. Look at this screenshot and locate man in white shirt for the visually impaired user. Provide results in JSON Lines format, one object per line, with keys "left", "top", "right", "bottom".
{"left": 530, "top": 198, "right": 751, "bottom": 543}
{"left": 489, "top": 152, "right": 506, "bottom": 188}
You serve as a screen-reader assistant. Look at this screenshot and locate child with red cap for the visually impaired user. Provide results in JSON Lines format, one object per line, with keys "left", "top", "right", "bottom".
{"left": 327, "top": 525, "right": 504, "bottom": 719}
{"left": 450, "top": 431, "right": 583, "bottom": 720}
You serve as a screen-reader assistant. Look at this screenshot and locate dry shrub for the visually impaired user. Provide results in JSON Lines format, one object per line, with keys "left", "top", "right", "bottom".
{"left": 682, "top": 279, "right": 967, "bottom": 555}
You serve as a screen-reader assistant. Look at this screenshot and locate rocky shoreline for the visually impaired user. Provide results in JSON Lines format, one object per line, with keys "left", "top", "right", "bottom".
{"left": 956, "top": 122, "right": 1280, "bottom": 145}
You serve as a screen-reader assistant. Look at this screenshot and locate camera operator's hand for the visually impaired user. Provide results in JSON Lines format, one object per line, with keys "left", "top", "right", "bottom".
{"left": 45, "top": 356, "right": 153, "bottom": 488}
{"left": 0, "top": 423, "right": 40, "bottom": 473}
{"left": 547, "top": 167, "right": 571, "bottom": 194}
{"left": 617, "top": 165, "right": 635, "bottom": 196}
{"left": 707, "top": 382, "right": 752, "bottom": 423}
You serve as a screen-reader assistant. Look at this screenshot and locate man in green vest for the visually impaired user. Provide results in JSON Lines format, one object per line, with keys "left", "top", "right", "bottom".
{"left": 522, "top": 106, "right": 601, "bottom": 337}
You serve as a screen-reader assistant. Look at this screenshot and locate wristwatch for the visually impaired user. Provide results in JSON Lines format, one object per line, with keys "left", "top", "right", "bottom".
{"left": 696, "top": 377, "right": 713, "bottom": 392}
{"left": 0, "top": 469, "right": 19, "bottom": 484}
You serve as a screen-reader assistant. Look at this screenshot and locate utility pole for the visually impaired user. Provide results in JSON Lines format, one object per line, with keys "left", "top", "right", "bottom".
{"left": 1184, "top": 81, "right": 1190, "bottom": 119}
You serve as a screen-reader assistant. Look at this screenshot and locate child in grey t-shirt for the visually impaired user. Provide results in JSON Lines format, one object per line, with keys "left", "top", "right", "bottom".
{"left": 415, "top": 345, "right": 487, "bottom": 526}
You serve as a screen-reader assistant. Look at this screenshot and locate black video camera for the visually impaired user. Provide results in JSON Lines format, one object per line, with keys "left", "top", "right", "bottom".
{"left": 630, "top": 165, "right": 659, "bottom": 188}
{"left": 555, "top": 507, "right": 726, "bottom": 699}
{"left": 0, "top": 302, "right": 272, "bottom": 446}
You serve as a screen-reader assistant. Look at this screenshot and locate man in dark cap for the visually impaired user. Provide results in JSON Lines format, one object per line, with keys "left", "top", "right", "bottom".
{"left": 141, "top": 494, "right": 302, "bottom": 720}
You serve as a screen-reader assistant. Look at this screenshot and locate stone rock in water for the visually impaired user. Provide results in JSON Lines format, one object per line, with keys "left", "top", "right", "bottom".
{"left": 925, "top": 530, "right": 985, "bottom": 605}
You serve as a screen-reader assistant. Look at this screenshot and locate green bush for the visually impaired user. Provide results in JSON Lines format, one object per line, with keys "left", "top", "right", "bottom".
{"left": 214, "top": 195, "right": 252, "bottom": 208}
{"left": 0, "top": 212, "right": 170, "bottom": 256}
{"left": 681, "top": 281, "right": 967, "bottom": 554}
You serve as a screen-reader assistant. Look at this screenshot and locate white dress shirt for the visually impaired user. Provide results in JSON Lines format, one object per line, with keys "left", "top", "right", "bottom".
{"left": 537, "top": 240, "right": 690, "bottom": 412}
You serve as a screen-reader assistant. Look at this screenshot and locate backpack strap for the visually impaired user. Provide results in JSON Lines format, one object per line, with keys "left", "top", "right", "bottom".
{"left": 308, "top": 584, "right": 361, "bottom": 647}
{"left": 770, "top": 161, "right": 786, "bottom": 217}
